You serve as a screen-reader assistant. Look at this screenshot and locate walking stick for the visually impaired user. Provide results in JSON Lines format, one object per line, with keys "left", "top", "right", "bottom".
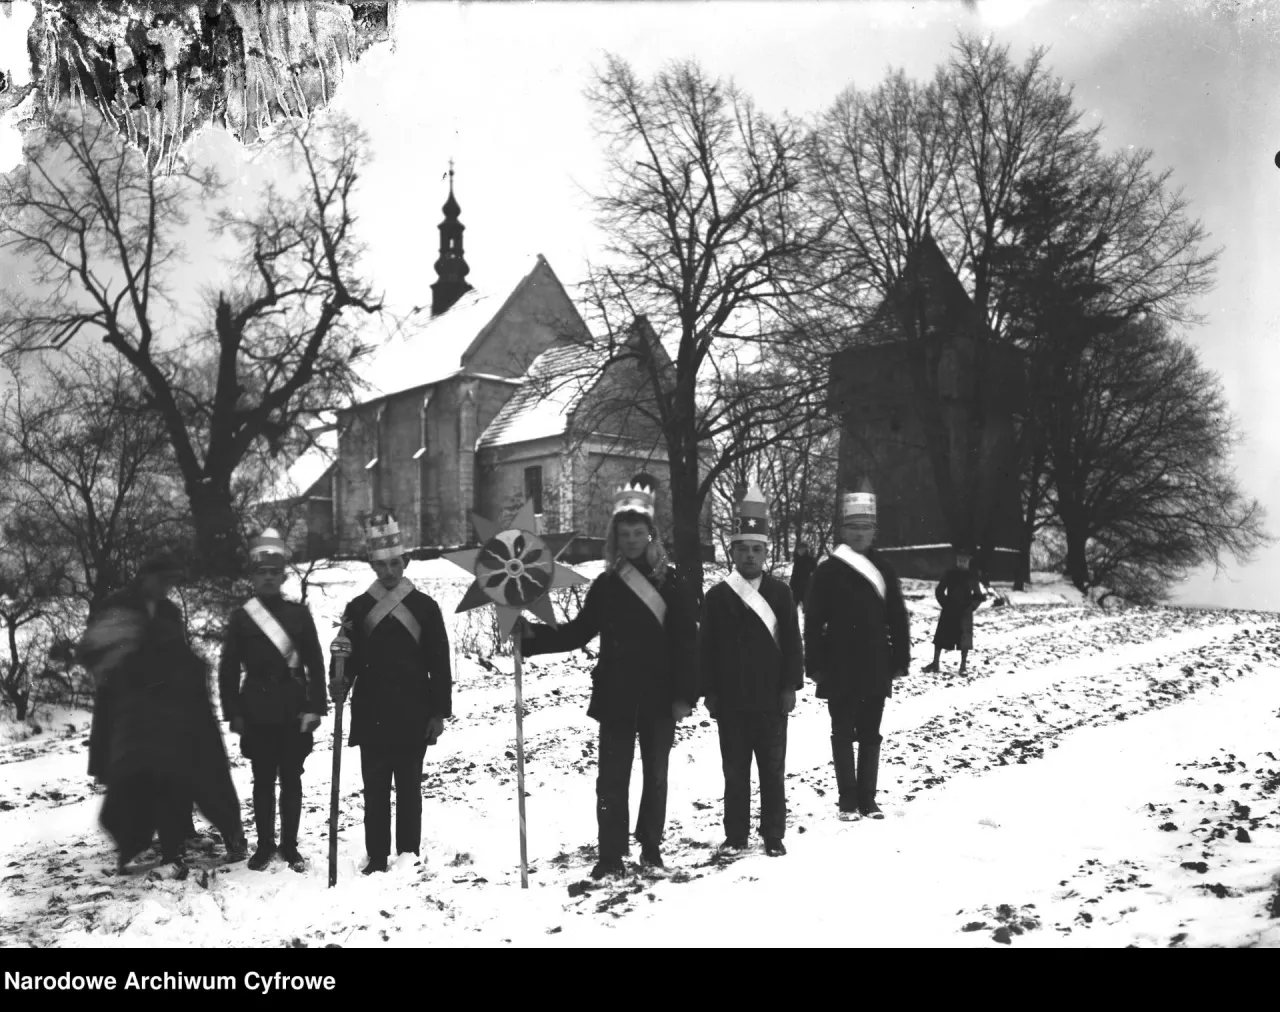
{"left": 513, "top": 637, "right": 529, "bottom": 890}
{"left": 328, "top": 627, "right": 352, "bottom": 888}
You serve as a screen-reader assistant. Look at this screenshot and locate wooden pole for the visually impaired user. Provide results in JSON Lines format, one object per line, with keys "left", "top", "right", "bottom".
{"left": 513, "top": 637, "right": 529, "bottom": 889}
{"left": 328, "top": 653, "right": 345, "bottom": 889}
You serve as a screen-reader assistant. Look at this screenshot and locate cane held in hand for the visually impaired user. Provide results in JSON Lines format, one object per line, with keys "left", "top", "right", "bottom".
{"left": 328, "top": 623, "right": 353, "bottom": 888}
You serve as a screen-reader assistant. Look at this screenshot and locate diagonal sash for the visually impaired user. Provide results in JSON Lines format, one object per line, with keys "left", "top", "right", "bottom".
{"left": 243, "top": 597, "right": 300, "bottom": 669}
{"left": 725, "top": 571, "right": 779, "bottom": 644}
{"left": 364, "top": 578, "right": 422, "bottom": 643}
{"left": 617, "top": 562, "right": 667, "bottom": 628}
{"left": 832, "top": 544, "right": 886, "bottom": 601}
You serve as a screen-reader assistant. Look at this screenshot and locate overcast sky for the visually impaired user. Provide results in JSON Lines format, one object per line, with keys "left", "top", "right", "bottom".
{"left": 3, "top": 0, "right": 1278, "bottom": 609}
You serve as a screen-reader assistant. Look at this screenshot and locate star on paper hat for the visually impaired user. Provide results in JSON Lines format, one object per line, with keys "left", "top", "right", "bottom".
{"left": 367, "top": 512, "right": 405, "bottom": 561}
{"left": 841, "top": 477, "right": 877, "bottom": 519}
{"left": 443, "top": 501, "right": 590, "bottom": 640}
{"left": 732, "top": 483, "right": 770, "bottom": 543}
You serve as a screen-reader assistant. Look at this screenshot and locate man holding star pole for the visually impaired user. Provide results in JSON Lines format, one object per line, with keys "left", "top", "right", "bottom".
{"left": 804, "top": 479, "right": 911, "bottom": 821}
{"left": 698, "top": 484, "right": 803, "bottom": 857}
{"left": 328, "top": 513, "right": 453, "bottom": 875}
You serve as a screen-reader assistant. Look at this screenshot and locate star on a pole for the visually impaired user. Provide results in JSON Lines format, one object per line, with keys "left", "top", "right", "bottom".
{"left": 442, "top": 501, "right": 590, "bottom": 639}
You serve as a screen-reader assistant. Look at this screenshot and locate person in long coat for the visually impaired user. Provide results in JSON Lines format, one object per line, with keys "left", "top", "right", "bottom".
{"left": 520, "top": 474, "right": 699, "bottom": 880}
{"left": 328, "top": 514, "right": 453, "bottom": 875}
{"left": 218, "top": 530, "right": 328, "bottom": 872}
{"left": 803, "top": 483, "right": 911, "bottom": 820}
{"left": 82, "top": 552, "right": 247, "bottom": 877}
{"left": 789, "top": 542, "right": 817, "bottom": 612}
{"left": 699, "top": 485, "right": 803, "bottom": 856}
{"left": 922, "top": 549, "right": 987, "bottom": 677}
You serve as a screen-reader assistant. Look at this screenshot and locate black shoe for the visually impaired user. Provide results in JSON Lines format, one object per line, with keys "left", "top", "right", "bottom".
{"left": 224, "top": 835, "right": 249, "bottom": 863}
{"left": 922, "top": 661, "right": 940, "bottom": 673}
{"left": 590, "top": 857, "right": 627, "bottom": 880}
{"left": 166, "top": 855, "right": 190, "bottom": 881}
{"left": 278, "top": 845, "right": 306, "bottom": 872}
{"left": 639, "top": 846, "right": 664, "bottom": 870}
{"left": 859, "top": 798, "right": 884, "bottom": 819}
{"left": 247, "top": 845, "right": 275, "bottom": 871}
{"left": 765, "top": 838, "right": 787, "bottom": 857}
{"left": 721, "top": 837, "right": 748, "bottom": 852}
{"left": 362, "top": 857, "right": 388, "bottom": 876}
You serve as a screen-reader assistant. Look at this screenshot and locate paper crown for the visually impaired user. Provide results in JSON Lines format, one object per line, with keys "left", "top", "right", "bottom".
{"left": 732, "top": 483, "right": 770, "bottom": 543}
{"left": 840, "top": 479, "right": 876, "bottom": 520}
{"left": 367, "top": 512, "right": 405, "bottom": 561}
{"left": 248, "top": 528, "right": 290, "bottom": 564}
{"left": 612, "top": 473, "right": 657, "bottom": 519}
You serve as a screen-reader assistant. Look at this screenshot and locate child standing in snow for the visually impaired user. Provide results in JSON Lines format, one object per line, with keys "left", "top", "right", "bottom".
{"left": 922, "top": 550, "right": 987, "bottom": 677}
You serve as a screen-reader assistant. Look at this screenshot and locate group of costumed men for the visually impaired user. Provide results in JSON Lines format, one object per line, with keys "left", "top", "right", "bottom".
{"left": 82, "top": 470, "right": 962, "bottom": 883}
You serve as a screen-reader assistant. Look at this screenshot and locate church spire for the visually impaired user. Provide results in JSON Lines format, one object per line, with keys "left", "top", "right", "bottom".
{"left": 430, "top": 162, "right": 472, "bottom": 316}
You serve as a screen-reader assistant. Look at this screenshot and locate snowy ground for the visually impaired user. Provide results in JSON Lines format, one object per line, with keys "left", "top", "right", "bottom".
{"left": 1, "top": 562, "right": 1278, "bottom": 948}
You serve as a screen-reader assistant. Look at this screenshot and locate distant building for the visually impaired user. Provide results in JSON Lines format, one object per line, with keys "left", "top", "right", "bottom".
{"left": 827, "top": 234, "right": 1025, "bottom": 580}
{"left": 265, "top": 178, "right": 710, "bottom": 561}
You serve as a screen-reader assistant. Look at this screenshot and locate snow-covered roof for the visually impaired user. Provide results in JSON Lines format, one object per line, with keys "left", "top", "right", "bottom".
{"left": 476, "top": 342, "right": 600, "bottom": 449}
{"left": 352, "top": 254, "right": 544, "bottom": 405}
{"left": 260, "top": 427, "right": 337, "bottom": 504}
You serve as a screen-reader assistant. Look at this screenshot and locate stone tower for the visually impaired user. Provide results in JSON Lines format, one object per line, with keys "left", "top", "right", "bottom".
{"left": 430, "top": 165, "right": 473, "bottom": 316}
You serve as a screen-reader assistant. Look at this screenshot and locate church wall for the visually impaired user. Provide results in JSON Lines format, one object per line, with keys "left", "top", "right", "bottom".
{"left": 476, "top": 436, "right": 566, "bottom": 532}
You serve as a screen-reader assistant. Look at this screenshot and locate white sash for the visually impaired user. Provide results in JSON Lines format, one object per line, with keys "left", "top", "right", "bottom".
{"left": 725, "top": 571, "right": 779, "bottom": 644}
{"left": 832, "top": 544, "right": 886, "bottom": 600}
{"left": 364, "top": 578, "right": 422, "bottom": 643}
{"left": 617, "top": 562, "right": 667, "bottom": 628}
{"left": 243, "top": 597, "right": 300, "bottom": 669}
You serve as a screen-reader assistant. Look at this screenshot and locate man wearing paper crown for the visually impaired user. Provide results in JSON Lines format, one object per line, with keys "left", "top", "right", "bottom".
{"left": 328, "top": 512, "right": 453, "bottom": 875}
{"left": 697, "top": 483, "right": 803, "bottom": 856}
{"left": 803, "top": 479, "right": 911, "bottom": 820}
{"left": 520, "top": 473, "right": 698, "bottom": 880}
{"left": 217, "top": 529, "right": 327, "bottom": 872}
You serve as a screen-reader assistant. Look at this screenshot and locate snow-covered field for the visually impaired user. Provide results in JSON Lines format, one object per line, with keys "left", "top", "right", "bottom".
{"left": 2, "top": 561, "right": 1278, "bottom": 948}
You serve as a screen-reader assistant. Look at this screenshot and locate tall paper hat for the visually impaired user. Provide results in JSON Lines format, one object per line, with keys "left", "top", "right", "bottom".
{"left": 367, "top": 512, "right": 405, "bottom": 561}
{"left": 732, "top": 483, "right": 770, "bottom": 543}
{"left": 612, "top": 473, "right": 657, "bottom": 519}
{"left": 248, "top": 528, "right": 290, "bottom": 565}
{"left": 840, "top": 478, "right": 877, "bottom": 520}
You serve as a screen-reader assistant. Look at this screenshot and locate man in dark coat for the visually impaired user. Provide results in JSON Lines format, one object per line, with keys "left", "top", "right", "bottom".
{"left": 922, "top": 549, "right": 987, "bottom": 677}
{"left": 520, "top": 475, "right": 699, "bottom": 879}
{"left": 82, "top": 552, "right": 247, "bottom": 877}
{"left": 699, "top": 484, "right": 803, "bottom": 857}
{"left": 804, "top": 483, "right": 911, "bottom": 820}
{"left": 328, "top": 514, "right": 452, "bottom": 875}
{"left": 218, "top": 529, "right": 328, "bottom": 872}
{"left": 789, "top": 543, "right": 817, "bottom": 611}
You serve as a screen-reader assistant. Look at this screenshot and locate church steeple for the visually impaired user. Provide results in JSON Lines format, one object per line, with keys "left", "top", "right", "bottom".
{"left": 430, "top": 162, "right": 472, "bottom": 316}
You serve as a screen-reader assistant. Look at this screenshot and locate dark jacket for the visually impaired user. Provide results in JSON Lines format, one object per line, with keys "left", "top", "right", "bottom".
{"left": 217, "top": 594, "right": 328, "bottom": 726}
{"left": 81, "top": 586, "right": 240, "bottom": 831}
{"left": 330, "top": 583, "right": 452, "bottom": 749}
{"left": 522, "top": 563, "right": 698, "bottom": 723}
{"left": 803, "top": 550, "right": 911, "bottom": 701}
{"left": 933, "top": 568, "right": 986, "bottom": 649}
{"left": 698, "top": 573, "right": 803, "bottom": 712}
{"left": 789, "top": 554, "right": 817, "bottom": 606}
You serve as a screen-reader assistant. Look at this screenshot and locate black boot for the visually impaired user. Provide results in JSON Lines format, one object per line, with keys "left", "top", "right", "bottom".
{"left": 857, "top": 739, "right": 884, "bottom": 819}
{"left": 831, "top": 735, "right": 859, "bottom": 819}
{"left": 247, "top": 843, "right": 275, "bottom": 871}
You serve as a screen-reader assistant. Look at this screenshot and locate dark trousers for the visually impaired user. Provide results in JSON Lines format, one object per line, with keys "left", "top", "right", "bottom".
{"left": 101, "top": 771, "right": 190, "bottom": 863}
{"left": 359, "top": 740, "right": 427, "bottom": 860}
{"left": 243, "top": 723, "right": 311, "bottom": 850}
{"left": 827, "top": 694, "right": 886, "bottom": 812}
{"left": 597, "top": 711, "right": 676, "bottom": 859}
{"left": 717, "top": 710, "right": 788, "bottom": 841}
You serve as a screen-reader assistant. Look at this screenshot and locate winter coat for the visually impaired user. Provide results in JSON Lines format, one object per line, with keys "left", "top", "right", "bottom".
{"left": 789, "top": 554, "right": 817, "bottom": 606}
{"left": 81, "top": 585, "right": 240, "bottom": 830}
{"left": 522, "top": 563, "right": 699, "bottom": 723}
{"left": 803, "top": 550, "right": 911, "bottom": 702}
{"left": 217, "top": 594, "right": 328, "bottom": 726}
{"left": 933, "top": 568, "right": 987, "bottom": 651}
{"left": 698, "top": 573, "right": 803, "bottom": 713}
{"left": 331, "top": 583, "right": 453, "bottom": 750}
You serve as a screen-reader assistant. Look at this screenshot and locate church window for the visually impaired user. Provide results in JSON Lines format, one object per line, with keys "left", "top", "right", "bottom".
{"left": 370, "top": 405, "right": 386, "bottom": 511}
{"left": 524, "top": 465, "right": 544, "bottom": 515}
{"left": 413, "top": 393, "right": 431, "bottom": 460}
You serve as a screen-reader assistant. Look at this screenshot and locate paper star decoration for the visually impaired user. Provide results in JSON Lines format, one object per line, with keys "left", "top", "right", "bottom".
{"left": 443, "top": 501, "right": 590, "bottom": 639}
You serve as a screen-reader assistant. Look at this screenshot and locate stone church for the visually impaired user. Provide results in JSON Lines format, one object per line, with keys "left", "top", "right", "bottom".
{"left": 271, "top": 179, "right": 696, "bottom": 562}
{"left": 827, "top": 234, "right": 1026, "bottom": 580}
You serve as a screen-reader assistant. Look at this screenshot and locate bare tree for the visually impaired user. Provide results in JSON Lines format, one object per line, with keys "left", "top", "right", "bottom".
{"left": 575, "top": 56, "right": 831, "bottom": 595}
{"left": 0, "top": 109, "right": 380, "bottom": 577}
